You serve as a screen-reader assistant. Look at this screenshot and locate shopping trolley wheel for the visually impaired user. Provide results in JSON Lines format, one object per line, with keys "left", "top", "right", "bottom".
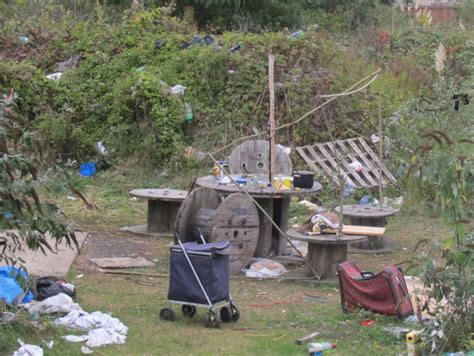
{"left": 204, "top": 311, "right": 219, "bottom": 328}
{"left": 159, "top": 308, "right": 176, "bottom": 322}
{"left": 220, "top": 307, "right": 231, "bottom": 323}
{"left": 182, "top": 305, "right": 196, "bottom": 318}
{"left": 230, "top": 304, "right": 240, "bottom": 322}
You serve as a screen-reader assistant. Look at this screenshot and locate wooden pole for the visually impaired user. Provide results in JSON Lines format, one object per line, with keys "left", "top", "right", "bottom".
{"left": 378, "top": 94, "right": 384, "bottom": 207}
{"left": 268, "top": 54, "right": 276, "bottom": 183}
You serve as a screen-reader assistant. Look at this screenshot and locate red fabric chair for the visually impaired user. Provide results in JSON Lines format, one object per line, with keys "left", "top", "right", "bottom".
{"left": 337, "top": 261, "right": 414, "bottom": 318}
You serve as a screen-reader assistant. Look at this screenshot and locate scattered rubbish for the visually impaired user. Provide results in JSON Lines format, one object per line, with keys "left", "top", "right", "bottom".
{"left": 180, "top": 41, "right": 190, "bottom": 49}
{"left": 26, "top": 293, "right": 82, "bottom": 315}
{"left": 36, "top": 277, "right": 76, "bottom": 301}
{"left": 75, "top": 274, "right": 84, "bottom": 279}
{"left": 349, "top": 160, "right": 364, "bottom": 173}
{"left": 361, "top": 319, "right": 376, "bottom": 327}
{"left": 229, "top": 44, "right": 241, "bottom": 53}
{"left": 290, "top": 30, "right": 304, "bottom": 39}
{"left": 298, "top": 199, "right": 319, "bottom": 211}
{"left": 66, "top": 158, "right": 78, "bottom": 169}
{"left": 81, "top": 346, "right": 94, "bottom": 354}
{"left": 13, "top": 339, "right": 43, "bottom": 356}
{"left": 359, "top": 195, "right": 372, "bottom": 205}
{"left": 0, "top": 311, "right": 16, "bottom": 324}
{"left": 452, "top": 93, "right": 469, "bottom": 111}
{"left": 18, "top": 35, "right": 30, "bottom": 44}
{"left": 90, "top": 257, "right": 155, "bottom": 269}
{"left": 308, "top": 342, "right": 336, "bottom": 355}
{"left": 245, "top": 259, "right": 287, "bottom": 278}
{"left": 277, "top": 144, "right": 291, "bottom": 155}
{"left": 406, "top": 330, "right": 422, "bottom": 356}
{"left": 45, "top": 340, "right": 54, "bottom": 349}
{"left": 136, "top": 66, "right": 145, "bottom": 73}
{"left": 295, "top": 331, "right": 320, "bottom": 345}
{"left": 67, "top": 196, "right": 78, "bottom": 200}
{"left": 343, "top": 182, "right": 355, "bottom": 198}
{"left": 383, "top": 326, "right": 410, "bottom": 340}
{"left": 171, "top": 84, "right": 186, "bottom": 96}
{"left": 57, "top": 310, "right": 128, "bottom": 347}
{"left": 95, "top": 141, "right": 107, "bottom": 156}
{"left": 57, "top": 53, "right": 83, "bottom": 71}
{"left": 154, "top": 40, "right": 165, "bottom": 49}
{"left": 46, "top": 72, "right": 63, "bottom": 80}
{"left": 371, "top": 134, "right": 380, "bottom": 143}
{"left": 184, "top": 102, "right": 193, "bottom": 122}
{"left": 203, "top": 35, "right": 214, "bottom": 45}
{"left": 404, "top": 315, "right": 421, "bottom": 325}
{"left": 79, "top": 162, "right": 96, "bottom": 177}
{"left": 0, "top": 266, "right": 34, "bottom": 306}
{"left": 311, "top": 210, "right": 340, "bottom": 234}
{"left": 228, "top": 69, "right": 235, "bottom": 74}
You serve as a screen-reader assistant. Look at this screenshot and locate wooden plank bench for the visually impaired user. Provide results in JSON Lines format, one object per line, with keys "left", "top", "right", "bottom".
{"left": 128, "top": 189, "right": 187, "bottom": 237}
{"left": 287, "top": 229, "right": 367, "bottom": 280}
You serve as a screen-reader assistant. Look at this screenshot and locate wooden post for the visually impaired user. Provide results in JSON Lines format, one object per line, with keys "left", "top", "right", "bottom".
{"left": 378, "top": 95, "right": 384, "bottom": 207}
{"left": 268, "top": 54, "right": 276, "bottom": 183}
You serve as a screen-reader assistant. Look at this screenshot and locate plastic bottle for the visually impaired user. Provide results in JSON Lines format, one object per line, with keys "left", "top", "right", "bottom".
{"left": 184, "top": 103, "right": 193, "bottom": 122}
{"left": 308, "top": 342, "right": 336, "bottom": 355}
{"left": 212, "top": 163, "right": 219, "bottom": 177}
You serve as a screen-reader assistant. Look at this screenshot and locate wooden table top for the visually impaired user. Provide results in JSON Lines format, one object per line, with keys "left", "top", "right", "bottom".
{"left": 196, "top": 175, "right": 322, "bottom": 198}
{"left": 129, "top": 188, "right": 188, "bottom": 201}
{"left": 287, "top": 229, "right": 367, "bottom": 245}
{"left": 335, "top": 204, "right": 399, "bottom": 218}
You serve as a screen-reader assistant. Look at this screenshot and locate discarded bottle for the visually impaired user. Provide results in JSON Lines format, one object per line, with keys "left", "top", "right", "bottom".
{"left": 308, "top": 342, "right": 336, "bottom": 355}
{"left": 229, "top": 44, "right": 241, "bottom": 53}
{"left": 290, "top": 30, "right": 304, "bottom": 39}
{"left": 184, "top": 103, "right": 193, "bottom": 122}
{"left": 213, "top": 163, "right": 219, "bottom": 177}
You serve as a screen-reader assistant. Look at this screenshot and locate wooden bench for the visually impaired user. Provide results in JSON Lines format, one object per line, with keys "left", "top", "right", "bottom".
{"left": 287, "top": 229, "right": 367, "bottom": 279}
{"left": 128, "top": 189, "right": 187, "bottom": 237}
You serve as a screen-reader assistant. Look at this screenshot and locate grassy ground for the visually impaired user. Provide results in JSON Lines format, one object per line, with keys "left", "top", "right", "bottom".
{"left": 1, "top": 173, "right": 451, "bottom": 355}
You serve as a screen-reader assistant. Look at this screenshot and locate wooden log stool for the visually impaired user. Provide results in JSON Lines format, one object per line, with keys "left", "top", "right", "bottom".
{"left": 335, "top": 205, "right": 400, "bottom": 253}
{"left": 287, "top": 229, "right": 367, "bottom": 280}
{"left": 128, "top": 189, "right": 187, "bottom": 237}
{"left": 175, "top": 187, "right": 260, "bottom": 274}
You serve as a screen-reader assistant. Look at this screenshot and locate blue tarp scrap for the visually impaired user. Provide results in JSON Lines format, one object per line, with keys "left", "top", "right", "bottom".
{"left": 0, "top": 266, "right": 35, "bottom": 306}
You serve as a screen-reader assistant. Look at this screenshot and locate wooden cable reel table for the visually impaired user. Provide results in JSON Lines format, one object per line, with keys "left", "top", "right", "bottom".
{"left": 335, "top": 204, "right": 400, "bottom": 253}
{"left": 175, "top": 187, "right": 260, "bottom": 274}
{"left": 287, "top": 229, "right": 367, "bottom": 280}
{"left": 128, "top": 189, "right": 187, "bottom": 237}
{"left": 228, "top": 139, "right": 292, "bottom": 177}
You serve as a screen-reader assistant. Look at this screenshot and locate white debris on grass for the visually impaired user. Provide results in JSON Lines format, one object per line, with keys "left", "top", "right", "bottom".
{"left": 26, "top": 293, "right": 83, "bottom": 315}
{"left": 56, "top": 310, "right": 128, "bottom": 348}
{"left": 81, "top": 346, "right": 94, "bottom": 354}
{"left": 245, "top": 260, "right": 287, "bottom": 278}
{"left": 22, "top": 293, "right": 128, "bottom": 349}
{"left": 46, "top": 72, "right": 63, "bottom": 80}
{"left": 13, "top": 339, "right": 43, "bottom": 356}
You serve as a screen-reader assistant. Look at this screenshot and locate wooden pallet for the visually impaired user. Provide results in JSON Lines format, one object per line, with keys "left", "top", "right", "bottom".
{"left": 295, "top": 138, "right": 396, "bottom": 188}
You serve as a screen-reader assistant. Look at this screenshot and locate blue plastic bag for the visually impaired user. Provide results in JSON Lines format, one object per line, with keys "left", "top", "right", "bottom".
{"left": 0, "top": 266, "right": 34, "bottom": 305}
{"left": 79, "top": 162, "right": 96, "bottom": 177}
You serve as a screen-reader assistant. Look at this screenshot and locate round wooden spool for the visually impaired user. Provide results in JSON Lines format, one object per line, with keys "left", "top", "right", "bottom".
{"left": 175, "top": 187, "right": 259, "bottom": 274}
{"left": 228, "top": 139, "right": 292, "bottom": 177}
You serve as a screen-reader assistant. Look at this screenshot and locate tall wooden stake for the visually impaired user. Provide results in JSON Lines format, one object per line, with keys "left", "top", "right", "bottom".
{"left": 378, "top": 94, "right": 384, "bottom": 207}
{"left": 268, "top": 54, "right": 276, "bottom": 183}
